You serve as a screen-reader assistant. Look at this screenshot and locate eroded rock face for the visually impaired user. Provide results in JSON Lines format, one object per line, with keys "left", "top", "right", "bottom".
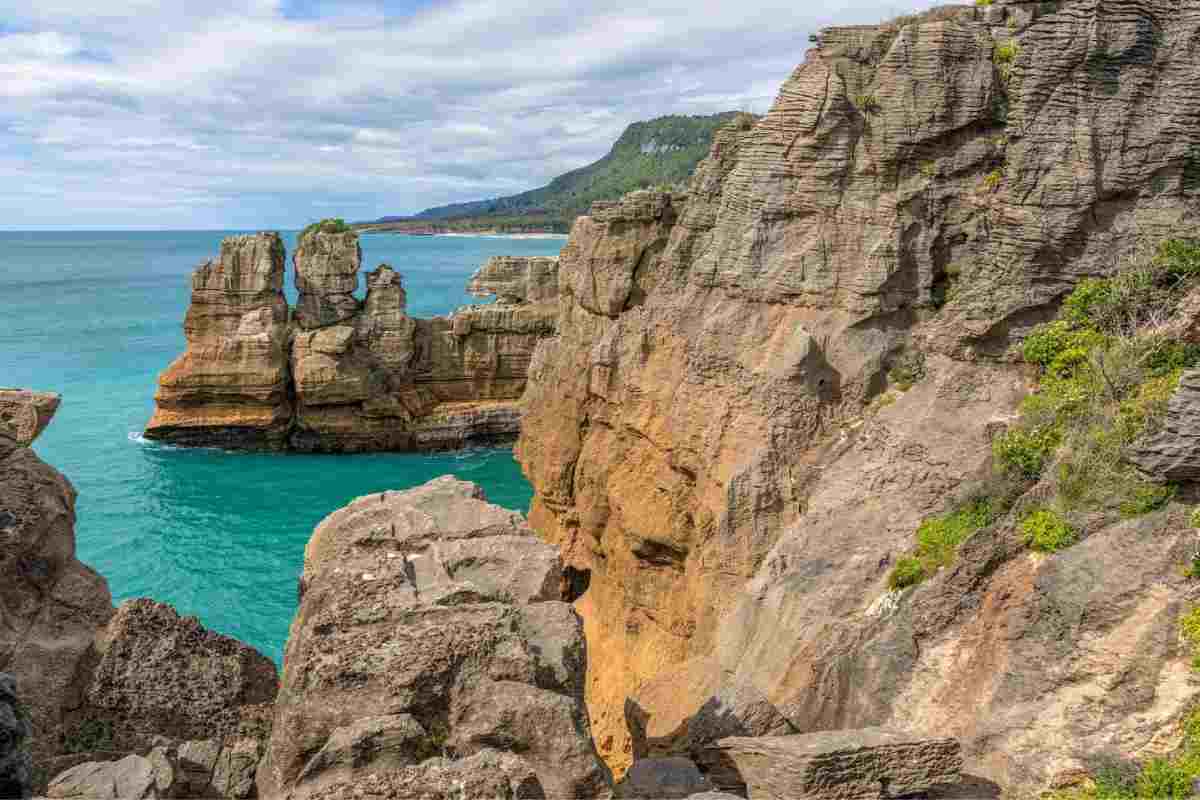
{"left": 84, "top": 599, "right": 278, "bottom": 751}
{"left": 516, "top": 0, "right": 1200, "bottom": 779}
{"left": 0, "top": 393, "right": 115, "bottom": 773}
{"left": 0, "top": 674, "right": 32, "bottom": 799}
{"left": 148, "top": 238, "right": 561, "bottom": 452}
{"left": 1131, "top": 369, "right": 1200, "bottom": 480}
{"left": 145, "top": 233, "right": 292, "bottom": 448}
{"left": 697, "top": 730, "right": 962, "bottom": 799}
{"left": 258, "top": 477, "right": 610, "bottom": 800}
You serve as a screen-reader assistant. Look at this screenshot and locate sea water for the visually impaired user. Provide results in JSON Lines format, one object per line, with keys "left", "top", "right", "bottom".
{"left": 0, "top": 230, "right": 564, "bottom": 662}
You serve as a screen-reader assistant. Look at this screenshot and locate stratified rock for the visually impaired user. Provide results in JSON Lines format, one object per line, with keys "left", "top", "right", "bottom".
{"left": 294, "top": 228, "right": 361, "bottom": 329}
{"left": 0, "top": 388, "right": 60, "bottom": 456}
{"left": 468, "top": 256, "right": 560, "bottom": 305}
{"left": 0, "top": 674, "right": 32, "bottom": 800}
{"left": 614, "top": 757, "right": 713, "bottom": 799}
{"left": 257, "top": 477, "right": 610, "bottom": 800}
{"left": 85, "top": 599, "right": 278, "bottom": 750}
{"left": 697, "top": 730, "right": 962, "bottom": 799}
{"left": 0, "top": 395, "right": 114, "bottom": 772}
{"left": 516, "top": 0, "right": 1200, "bottom": 776}
{"left": 1130, "top": 369, "right": 1200, "bottom": 480}
{"left": 145, "top": 233, "right": 292, "bottom": 448}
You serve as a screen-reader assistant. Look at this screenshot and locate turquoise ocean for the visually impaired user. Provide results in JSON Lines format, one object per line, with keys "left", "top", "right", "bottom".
{"left": 0, "top": 231, "right": 564, "bottom": 663}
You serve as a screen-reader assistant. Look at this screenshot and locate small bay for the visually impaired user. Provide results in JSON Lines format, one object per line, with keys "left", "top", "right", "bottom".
{"left": 0, "top": 230, "right": 564, "bottom": 662}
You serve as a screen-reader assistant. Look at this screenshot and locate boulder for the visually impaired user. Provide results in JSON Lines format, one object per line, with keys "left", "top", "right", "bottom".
{"left": 257, "top": 477, "right": 610, "bottom": 799}
{"left": 0, "top": 388, "right": 60, "bottom": 455}
{"left": 614, "top": 757, "right": 713, "bottom": 799}
{"left": 46, "top": 752, "right": 173, "bottom": 799}
{"left": 697, "top": 729, "right": 962, "bottom": 799}
{"left": 0, "top": 674, "right": 31, "bottom": 799}
{"left": 299, "top": 750, "right": 545, "bottom": 800}
{"left": 85, "top": 599, "right": 278, "bottom": 750}
{"left": 1130, "top": 369, "right": 1200, "bottom": 480}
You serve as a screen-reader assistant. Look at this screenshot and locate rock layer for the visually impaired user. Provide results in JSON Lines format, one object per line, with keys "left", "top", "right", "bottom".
{"left": 146, "top": 240, "right": 560, "bottom": 451}
{"left": 1131, "top": 369, "right": 1200, "bottom": 480}
{"left": 258, "top": 477, "right": 610, "bottom": 799}
{"left": 515, "top": 0, "right": 1200, "bottom": 785}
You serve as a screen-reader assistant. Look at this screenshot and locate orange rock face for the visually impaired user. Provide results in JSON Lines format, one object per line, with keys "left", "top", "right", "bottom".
{"left": 516, "top": 0, "right": 1200, "bottom": 784}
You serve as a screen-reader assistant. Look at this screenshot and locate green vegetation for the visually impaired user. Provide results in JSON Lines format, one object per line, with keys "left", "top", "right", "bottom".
{"left": 888, "top": 351, "right": 927, "bottom": 390}
{"left": 854, "top": 93, "right": 881, "bottom": 114}
{"left": 890, "top": 238, "right": 1200, "bottom": 591}
{"left": 61, "top": 717, "right": 114, "bottom": 753}
{"left": 983, "top": 169, "right": 1004, "bottom": 191}
{"left": 888, "top": 498, "right": 995, "bottom": 589}
{"left": 366, "top": 112, "right": 748, "bottom": 233}
{"left": 300, "top": 218, "right": 352, "bottom": 239}
{"left": 975, "top": 0, "right": 994, "bottom": 5}
{"left": 1182, "top": 606, "right": 1200, "bottom": 670}
{"left": 1019, "top": 507, "right": 1076, "bottom": 552}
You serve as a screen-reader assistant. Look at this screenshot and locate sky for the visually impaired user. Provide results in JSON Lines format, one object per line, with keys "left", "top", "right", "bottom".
{"left": 0, "top": 0, "right": 942, "bottom": 229}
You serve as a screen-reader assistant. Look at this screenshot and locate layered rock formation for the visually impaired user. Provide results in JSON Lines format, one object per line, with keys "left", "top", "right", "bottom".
{"left": 516, "top": 0, "right": 1200, "bottom": 788}
{"left": 0, "top": 674, "right": 32, "bottom": 799}
{"left": 258, "top": 477, "right": 610, "bottom": 799}
{"left": 0, "top": 391, "right": 115, "bottom": 773}
{"left": 146, "top": 235, "right": 559, "bottom": 451}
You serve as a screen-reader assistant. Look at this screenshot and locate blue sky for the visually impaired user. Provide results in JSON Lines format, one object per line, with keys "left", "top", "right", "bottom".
{"left": 0, "top": 0, "right": 940, "bottom": 229}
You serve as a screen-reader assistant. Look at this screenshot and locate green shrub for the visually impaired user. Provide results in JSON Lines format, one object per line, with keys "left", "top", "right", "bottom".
{"left": 888, "top": 557, "right": 925, "bottom": 590}
{"left": 886, "top": 498, "right": 994, "bottom": 589}
{"left": 1135, "top": 758, "right": 1194, "bottom": 799}
{"left": 975, "top": 0, "right": 993, "bottom": 5}
{"left": 1156, "top": 238, "right": 1200, "bottom": 282}
{"left": 994, "top": 39, "right": 1019, "bottom": 63}
{"left": 1118, "top": 482, "right": 1175, "bottom": 517}
{"left": 300, "top": 218, "right": 352, "bottom": 239}
{"left": 1191, "top": 507, "right": 1200, "bottom": 529}
{"left": 983, "top": 169, "right": 1003, "bottom": 190}
{"left": 888, "top": 351, "right": 927, "bottom": 390}
{"left": 62, "top": 718, "right": 114, "bottom": 754}
{"left": 994, "top": 425, "right": 1060, "bottom": 479}
{"left": 1020, "top": 507, "right": 1076, "bottom": 552}
{"left": 854, "top": 94, "right": 881, "bottom": 114}
{"left": 1022, "top": 321, "right": 1107, "bottom": 370}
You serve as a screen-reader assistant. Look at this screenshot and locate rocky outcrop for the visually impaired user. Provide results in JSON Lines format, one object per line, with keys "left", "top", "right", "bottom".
{"left": 697, "top": 730, "right": 962, "bottom": 799}
{"left": 516, "top": 0, "right": 1200, "bottom": 786}
{"left": 257, "top": 477, "right": 610, "bottom": 799}
{"left": 146, "top": 240, "right": 559, "bottom": 451}
{"left": 1131, "top": 369, "right": 1200, "bottom": 480}
{"left": 0, "top": 674, "right": 32, "bottom": 799}
{"left": 613, "top": 757, "right": 713, "bottom": 799}
{"left": 84, "top": 599, "right": 277, "bottom": 751}
{"left": 0, "top": 391, "right": 115, "bottom": 773}
{"left": 146, "top": 233, "right": 293, "bottom": 448}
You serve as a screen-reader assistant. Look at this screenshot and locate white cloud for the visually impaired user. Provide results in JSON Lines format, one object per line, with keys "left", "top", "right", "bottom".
{"left": 0, "top": 0, "right": 943, "bottom": 228}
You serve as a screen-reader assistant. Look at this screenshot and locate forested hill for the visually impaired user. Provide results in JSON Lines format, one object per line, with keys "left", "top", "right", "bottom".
{"left": 361, "top": 112, "right": 746, "bottom": 234}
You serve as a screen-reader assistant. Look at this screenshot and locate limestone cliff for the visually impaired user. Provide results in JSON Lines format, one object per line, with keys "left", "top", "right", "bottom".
{"left": 146, "top": 237, "right": 559, "bottom": 452}
{"left": 516, "top": 0, "right": 1200, "bottom": 786}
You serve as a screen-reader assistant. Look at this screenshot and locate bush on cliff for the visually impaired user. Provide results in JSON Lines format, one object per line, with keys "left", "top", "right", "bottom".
{"left": 300, "top": 218, "right": 352, "bottom": 239}
{"left": 889, "top": 238, "right": 1200, "bottom": 591}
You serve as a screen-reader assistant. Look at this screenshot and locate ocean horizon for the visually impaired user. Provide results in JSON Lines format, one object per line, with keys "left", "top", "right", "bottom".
{"left": 0, "top": 229, "right": 564, "bottom": 663}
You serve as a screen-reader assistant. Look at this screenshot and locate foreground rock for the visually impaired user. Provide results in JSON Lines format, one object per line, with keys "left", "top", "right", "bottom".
{"left": 698, "top": 730, "right": 962, "bottom": 799}
{"left": 613, "top": 757, "right": 712, "bottom": 799}
{"left": 0, "top": 391, "right": 114, "bottom": 772}
{"left": 516, "top": 0, "right": 1200, "bottom": 782}
{"left": 257, "top": 476, "right": 610, "bottom": 799}
{"left": 146, "top": 234, "right": 560, "bottom": 451}
{"left": 0, "top": 674, "right": 31, "bottom": 799}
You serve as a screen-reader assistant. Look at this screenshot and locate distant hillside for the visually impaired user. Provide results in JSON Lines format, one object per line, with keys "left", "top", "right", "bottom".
{"left": 361, "top": 112, "right": 747, "bottom": 234}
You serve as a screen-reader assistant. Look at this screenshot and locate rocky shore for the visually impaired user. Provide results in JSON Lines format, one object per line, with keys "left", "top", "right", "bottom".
{"left": 144, "top": 231, "right": 558, "bottom": 452}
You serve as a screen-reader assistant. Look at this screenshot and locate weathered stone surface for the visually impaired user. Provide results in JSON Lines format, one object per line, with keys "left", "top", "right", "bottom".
{"left": 0, "top": 397, "right": 114, "bottom": 773}
{"left": 300, "top": 750, "right": 546, "bottom": 800}
{"left": 516, "top": 0, "right": 1200, "bottom": 780}
{"left": 46, "top": 752, "right": 174, "bottom": 799}
{"left": 258, "top": 477, "right": 610, "bottom": 800}
{"left": 0, "top": 674, "right": 31, "bottom": 799}
{"left": 697, "top": 730, "right": 962, "bottom": 799}
{"left": 85, "top": 599, "right": 278, "bottom": 750}
{"left": 613, "top": 757, "right": 713, "bottom": 799}
{"left": 145, "top": 233, "right": 292, "bottom": 448}
{"left": 0, "top": 389, "right": 60, "bottom": 456}
{"left": 294, "top": 229, "right": 361, "bottom": 330}
{"left": 1131, "top": 369, "right": 1200, "bottom": 480}
{"left": 149, "top": 232, "right": 561, "bottom": 452}
{"left": 468, "top": 256, "right": 560, "bottom": 305}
